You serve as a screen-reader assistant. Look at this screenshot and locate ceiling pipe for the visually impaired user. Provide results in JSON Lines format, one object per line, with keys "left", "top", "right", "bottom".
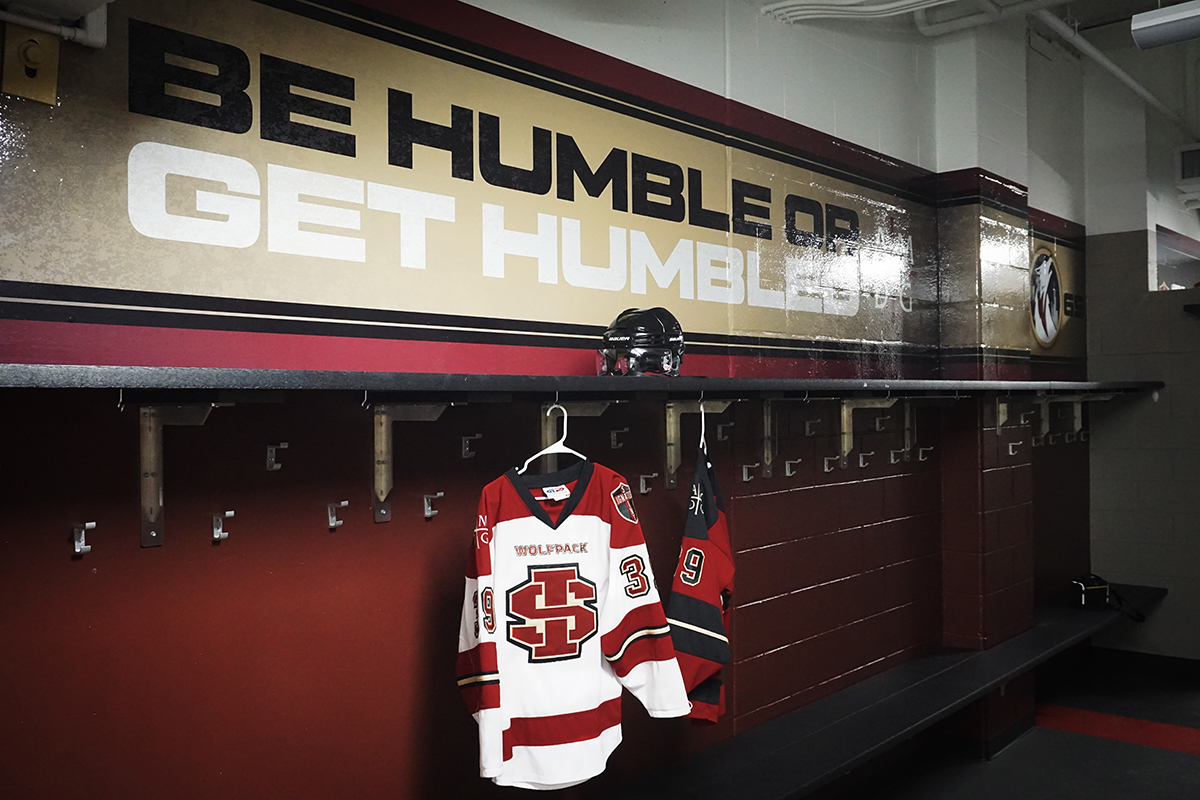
{"left": 762, "top": 0, "right": 961, "bottom": 23}
{"left": 1034, "top": 8, "right": 1200, "bottom": 142}
{"left": 0, "top": 4, "right": 107, "bottom": 48}
{"left": 914, "top": 0, "right": 1069, "bottom": 37}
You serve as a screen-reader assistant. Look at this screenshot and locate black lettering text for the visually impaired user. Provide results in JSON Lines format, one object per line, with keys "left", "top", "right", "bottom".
{"left": 826, "top": 204, "right": 859, "bottom": 255}
{"left": 784, "top": 194, "right": 823, "bottom": 247}
{"left": 127, "top": 19, "right": 252, "bottom": 133}
{"left": 1064, "top": 293, "right": 1086, "bottom": 318}
{"left": 732, "top": 179, "right": 771, "bottom": 240}
{"left": 260, "top": 55, "right": 354, "bottom": 156}
{"left": 631, "top": 154, "right": 684, "bottom": 222}
{"left": 687, "top": 168, "right": 729, "bottom": 232}
{"left": 479, "top": 113, "right": 552, "bottom": 194}
{"left": 555, "top": 135, "right": 627, "bottom": 211}
{"left": 387, "top": 89, "right": 474, "bottom": 180}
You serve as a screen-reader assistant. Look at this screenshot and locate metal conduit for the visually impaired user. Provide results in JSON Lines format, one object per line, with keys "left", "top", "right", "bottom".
{"left": 0, "top": 5, "right": 107, "bottom": 48}
{"left": 913, "top": 0, "right": 1070, "bottom": 37}
{"left": 762, "top": 0, "right": 961, "bottom": 23}
{"left": 1033, "top": 9, "right": 1200, "bottom": 141}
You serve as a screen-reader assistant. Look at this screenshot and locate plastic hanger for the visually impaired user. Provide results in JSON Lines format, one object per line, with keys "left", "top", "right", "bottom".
{"left": 517, "top": 403, "right": 586, "bottom": 474}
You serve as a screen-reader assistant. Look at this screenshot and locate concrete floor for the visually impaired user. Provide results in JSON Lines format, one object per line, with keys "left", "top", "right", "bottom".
{"left": 869, "top": 648, "right": 1200, "bottom": 800}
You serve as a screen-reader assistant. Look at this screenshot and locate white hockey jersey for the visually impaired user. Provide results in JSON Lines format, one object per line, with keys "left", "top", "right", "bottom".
{"left": 457, "top": 460, "right": 691, "bottom": 790}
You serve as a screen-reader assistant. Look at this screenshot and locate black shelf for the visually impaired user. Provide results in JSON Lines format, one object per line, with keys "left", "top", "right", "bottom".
{"left": 0, "top": 364, "right": 1163, "bottom": 401}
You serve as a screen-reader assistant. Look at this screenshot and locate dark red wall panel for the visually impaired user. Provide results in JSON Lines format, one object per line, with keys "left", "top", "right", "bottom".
{"left": 724, "top": 402, "right": 943, "bottom": 733}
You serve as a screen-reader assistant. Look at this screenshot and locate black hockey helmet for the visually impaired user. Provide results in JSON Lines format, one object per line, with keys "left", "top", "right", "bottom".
{"left": 598, "top": 307, "right": 684, "bottom": 377}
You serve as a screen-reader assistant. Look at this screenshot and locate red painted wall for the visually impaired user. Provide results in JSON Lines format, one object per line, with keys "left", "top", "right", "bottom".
{"left": 0, "top": 389, "right": 950, "bottom": 798}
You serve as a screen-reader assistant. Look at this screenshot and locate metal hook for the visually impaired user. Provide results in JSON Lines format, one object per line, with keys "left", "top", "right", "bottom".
{"left": 73, "top": 522, "right": 95, "bottom": 556}
{"left": 213, "top": 510, "right": 233, "bottom": 541}
{"left": 639, "top": 474, "right": 659, "bottom": 494}
{"left": 611, "top": 428, "right": 629, "bottom": 449}
{"left": 266, "top": 442, "right": 288, "bottom": 471}
{"left": 785, "top": 458, "right": 803, "bottom": 476}
{"left": 742, "top": 463, "right": 759, "bottom": 482}
{"left": 462, "top": 434, "right": 483, "bottom": 459}
{"left": 424, "top": 493, "right": 444, "bottom": 519}
{"left": 328, "top": 500, "right": 348, "bottom": 529}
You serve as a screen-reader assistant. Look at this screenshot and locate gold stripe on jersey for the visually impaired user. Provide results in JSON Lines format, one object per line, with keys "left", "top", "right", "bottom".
{"left": 605, "top": 625, "right": 672, "bottom": 663}
{"left": 666, "top": 617, "right": 730, "bottom": 643}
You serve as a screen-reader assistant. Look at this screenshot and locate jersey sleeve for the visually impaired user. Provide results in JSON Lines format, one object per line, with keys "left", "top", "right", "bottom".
{"left": 456, "top": 490, "right": 505, "bottom": 777}
{"left": 597, "top": 471, "right": 692, "bottom": 719}
{"left": 666, "top": 450, "right": 735, "bottom": 722}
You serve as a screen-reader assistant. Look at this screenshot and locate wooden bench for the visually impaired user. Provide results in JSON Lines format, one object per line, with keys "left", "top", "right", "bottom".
{"left": 625, "top": 584, "right": 1167, "bottom": 800}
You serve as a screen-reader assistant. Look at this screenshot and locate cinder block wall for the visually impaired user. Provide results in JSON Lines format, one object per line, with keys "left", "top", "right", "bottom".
{"left": 1088, "top": 230, "right": 1200, "bottom": 659}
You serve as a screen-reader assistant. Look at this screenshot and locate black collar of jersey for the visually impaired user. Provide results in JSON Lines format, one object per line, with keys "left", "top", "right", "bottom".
{"left": 504, "top": 460, "right": 594, "bottom": 531}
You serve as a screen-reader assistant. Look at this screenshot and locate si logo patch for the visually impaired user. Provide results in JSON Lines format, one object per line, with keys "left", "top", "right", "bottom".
{"left": 507, "top": 565, "right": 598, "bottom": 662}
{"left": 611, "top": 482, "right": 638, "bottom": 524}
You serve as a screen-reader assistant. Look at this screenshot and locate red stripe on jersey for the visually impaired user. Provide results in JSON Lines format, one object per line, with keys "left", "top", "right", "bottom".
{"left": 687, "top": 699, "right": 721, "bottom": 723}
{"left": 606, "top": 630, "right": 675, "bottom": 677}
{"left": 456, "top": 643, "right": 500, "bottom": 713}
{"left": 502, "top": 696, "right": 623, "bottom": 761}
{"left": 459, "top": 679, "right": 500, "bottom": 713}
{"left": 602, "top": 604, "right": 675, "bottom": 676}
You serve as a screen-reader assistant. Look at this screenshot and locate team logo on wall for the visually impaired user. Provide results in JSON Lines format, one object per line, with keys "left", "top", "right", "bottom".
{"left": 507, "top": 565, "right": 598, "bottom": 662}
{"left": 1030, "top": 248, "right": 1062, "bottom": 347}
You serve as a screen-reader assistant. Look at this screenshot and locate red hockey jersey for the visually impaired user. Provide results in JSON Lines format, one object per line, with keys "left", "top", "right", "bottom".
{"left": 457, "top": 460, "right": 691, "bottom": 790}
{"left": 666, "top": 448, "right": 734, "bottom": 721}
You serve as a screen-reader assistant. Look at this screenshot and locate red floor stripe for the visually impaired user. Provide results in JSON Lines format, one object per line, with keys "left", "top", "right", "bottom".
{"left": 1037, "top": 704, "right": 1200, "bottom": 756}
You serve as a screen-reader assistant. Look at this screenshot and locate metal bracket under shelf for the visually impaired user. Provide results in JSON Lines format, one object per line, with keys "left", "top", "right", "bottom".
{"left": 139, "top": 404, "right": 213, "bottom": 548}
{"left": 835, "top": 397, "right": 898, "bottom": 469}
{"left": 373, "top": 403, "right": 449, "bottom": 523}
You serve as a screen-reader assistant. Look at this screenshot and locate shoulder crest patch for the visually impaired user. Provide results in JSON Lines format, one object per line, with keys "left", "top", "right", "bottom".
{"left": 610, "top": 482, "right": 638, "bottom": 524}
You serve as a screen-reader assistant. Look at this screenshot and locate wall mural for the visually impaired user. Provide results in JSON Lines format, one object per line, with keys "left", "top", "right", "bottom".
{"left": 0, "top": 0, "right": 1082, "bottom": 379}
